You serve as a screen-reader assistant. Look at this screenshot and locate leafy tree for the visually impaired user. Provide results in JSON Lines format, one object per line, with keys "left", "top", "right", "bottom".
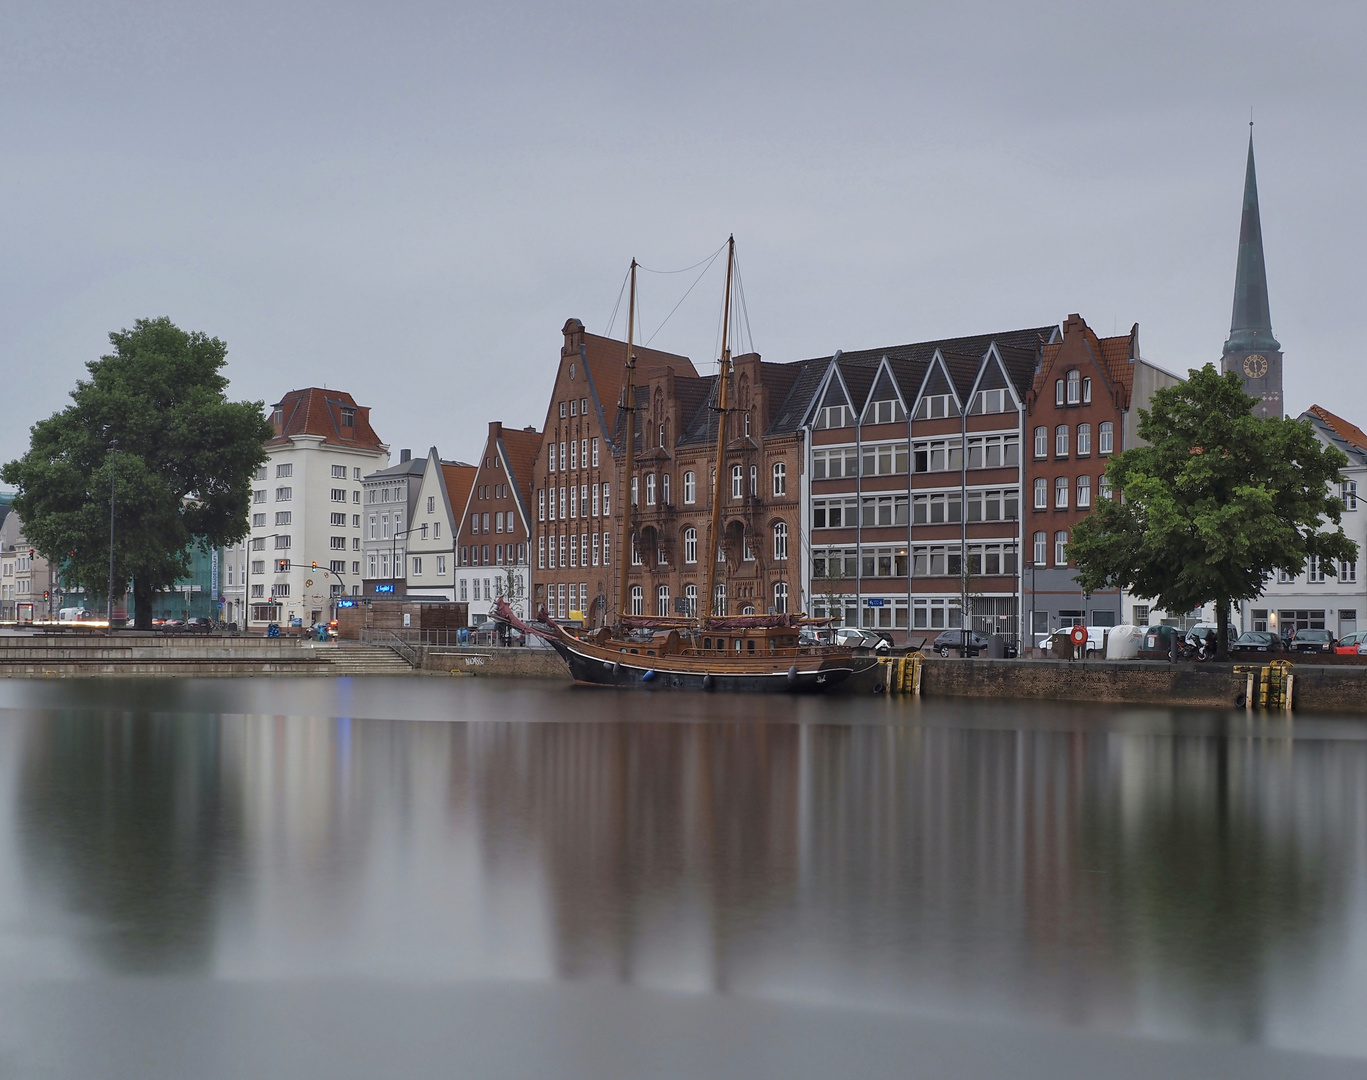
{"left": 1, "top": 318, "right": 273, "bottom": 629}
{"left": 1069, "top": 364, "right": 1355, "bottom": 659}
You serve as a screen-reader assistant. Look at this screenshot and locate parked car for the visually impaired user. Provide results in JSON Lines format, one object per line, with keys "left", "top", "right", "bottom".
{"left": 934, "top": 629, "right": 990, "bottom": 657}
{"left": 1232, "top": 630, "right": 1283, "bottom": 653}
{"left": 185, "top": 617, "right": 213, "bottom": 634}
{"left": 161, "top": 618, "right": 185, "bottom": 633}
{"left": 1287, "top": 628, "right": 1335, "bottom": 655}
{"left": 1334, "top": 631, "right": 1366, "bottom": 655}
{"left": 836, "top": 628, "right": 891, "bottom": 653}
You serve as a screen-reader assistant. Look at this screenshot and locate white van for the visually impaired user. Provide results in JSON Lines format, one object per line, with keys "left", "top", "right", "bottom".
{"left": 58, "top": 607, "right": 91, "bottom": 622}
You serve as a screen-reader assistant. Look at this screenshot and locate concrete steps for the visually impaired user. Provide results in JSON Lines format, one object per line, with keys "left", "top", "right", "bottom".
{"left": 325, "top": 645, "right": 414, "bottom": 675}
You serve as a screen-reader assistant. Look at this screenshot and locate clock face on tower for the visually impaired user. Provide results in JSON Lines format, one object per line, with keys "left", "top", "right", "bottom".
{"left": 1243, "top": 354, "right": 1269, "bottom": 379}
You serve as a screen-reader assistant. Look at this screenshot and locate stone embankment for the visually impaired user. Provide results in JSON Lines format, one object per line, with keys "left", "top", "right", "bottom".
{"left": 0, "top": 634, "right": 412, "bottom": 678}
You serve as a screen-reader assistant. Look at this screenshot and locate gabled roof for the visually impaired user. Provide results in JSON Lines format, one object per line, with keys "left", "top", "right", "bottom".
{"left": 1306, "top": 405, "right": 1367, "bottom": 465}
{"left": 497, "top": 426, "right": 544, "bottom": 524}
{"left": 1032, "top": 315, "right": 1138, "bottom": 404}
{"left": 266, "top": 387, "right": 386, "bottom": 452}
{"left": 440, "top": 462, "right": 477, "bottom": 523}
{"left": 364, "top": 455, "right": 426, "bottom": 481}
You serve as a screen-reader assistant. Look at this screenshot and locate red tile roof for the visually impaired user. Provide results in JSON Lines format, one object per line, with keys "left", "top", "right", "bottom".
{"left": 1031, "top": 316, "right": 1136, "bottom": 405}
{"left": 498, "top": 426, "right": 544, "bottom": 504}
{"left": 441, "top": 462, "right": 477, "bottom": 522}
{"left": 1308, "top": 405, "right": 1367, "bottom": 454}
{"left": 266, "top": 387, "right": 386, "bottom": 451}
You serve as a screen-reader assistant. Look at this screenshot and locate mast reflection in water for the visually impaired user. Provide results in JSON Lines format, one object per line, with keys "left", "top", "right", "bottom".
{"left": 1, "top": 677, "right": 1365, "bottom": 1073}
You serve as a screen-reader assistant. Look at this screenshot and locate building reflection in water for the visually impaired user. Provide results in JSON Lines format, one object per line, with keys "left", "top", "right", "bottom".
{"left": 8, "top": 685, "right": 1365, "bottom": 1050}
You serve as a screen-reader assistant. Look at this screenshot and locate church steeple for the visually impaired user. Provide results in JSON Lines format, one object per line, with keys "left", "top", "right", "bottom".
{"left": 1220, "top": 128, "right": 1283, "bottom": 418}
{"left": 1223, "top": 130, "right": 1280, "bottom": 355}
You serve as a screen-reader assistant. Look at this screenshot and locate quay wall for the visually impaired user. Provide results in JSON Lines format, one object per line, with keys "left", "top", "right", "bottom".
{"left": 418, "top": 647, "right": 570, "bottom": 679}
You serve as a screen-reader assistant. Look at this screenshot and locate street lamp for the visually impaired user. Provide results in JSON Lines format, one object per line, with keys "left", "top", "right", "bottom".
{"left": 243, "top": 532, "right": 290, "bottom": 631}
{"left": 106, "top": 439, "right": 117, "bottom": 635}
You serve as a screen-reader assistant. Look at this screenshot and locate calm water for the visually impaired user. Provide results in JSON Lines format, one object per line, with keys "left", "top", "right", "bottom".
{"left": 1, "top": 677, "right": 1365, "bottom": 1078}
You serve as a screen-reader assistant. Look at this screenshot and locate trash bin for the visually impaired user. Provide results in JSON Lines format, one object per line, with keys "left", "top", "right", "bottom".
{"left": 987, "top": 634, "right": 1005, "bottom": 659}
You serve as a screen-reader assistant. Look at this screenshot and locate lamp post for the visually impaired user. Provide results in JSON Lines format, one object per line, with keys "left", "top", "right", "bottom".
{"left": 243, "top": 532, "right": 289, "bottom": 632}
{"left": 388, "top": 527, "right": 410, "bottom": 595}
{"left": 106, "top": 439, "right": 117, "bottom": 635}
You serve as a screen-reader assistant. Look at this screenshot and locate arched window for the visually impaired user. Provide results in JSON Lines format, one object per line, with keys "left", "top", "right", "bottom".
{"left": 684, "top": 584, "right": 698, "bottom": 617}
{"left": 1099, "top": 422, "right": 1114, "bottom": 455}
{"left": 645, "top": 474, "right": 656, "bottom": 505}
{"left": 1034, "top": 426, "right": 1047, "bottom": 458}
{"left": 731, "top": 465, "right": 743, "bottom": 500}
{"left": 1032, "top": 531, "right": 1047, "bottom": 567}
{"left": 630, "top": 585, "right": 643, "bottom": 616}
{"left": 1055, "top": 477, "right": 1068, "bottom": 509}
{"left": 657, "top": 585, "right": 670, "bottom": 618}
{"left": 1066, "top": 369, "right": 1081, "bottom": 404}
{"left": 683, "top": 527, "right": 698, "bottom": 564}
{"left": 1054, "top": 531, "right": 1069, "bottom": 567}
{"left": 749, "top": 465, "right": 758, "bottom": 496}
{"left": 1034, "top": 477, "right": 1047, "bottom": 509}
{"left": 713, "top": 583, "right": 727, "bottom": 617}
{"left": 684, "top": 471, "right": 696, "bottom": 503}
{"left": 662, "top": 473, "right": 671, "bottom": 505}
{"left": 1055, "top": 379, "right": 1065, "bottom": 406}
{"left": 1055, "top": 425, "right": 1069, "bottom": 457}
{"left": 1076, "top": 423, "right": 1091, "bottom": 456}
{"left": 773, "top": 582, "right": 789, "bottom": 614}
{"left": 1082, "top": 377, "right": 1092, "bottom": 404}
{"left": 773, "top": 522, "right": 788, "bottom": 560}
{"left": 1077, "top": 475, "right": 1091, "bottom": 508}
{"left": 772, "top": 462, "right": 787, "bottom": 496}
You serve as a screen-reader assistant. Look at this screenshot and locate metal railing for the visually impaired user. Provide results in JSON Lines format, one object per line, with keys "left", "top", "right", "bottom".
{"left": 358, "top": 628, "right": 419, "bottom": 666}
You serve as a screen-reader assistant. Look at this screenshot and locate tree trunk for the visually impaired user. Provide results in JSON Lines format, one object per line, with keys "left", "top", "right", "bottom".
{"left": 133, "top": 575, "right": 154, "bottom": 631}
{"left": 1216, "top": 599, "right": 1230, "bottom": 662}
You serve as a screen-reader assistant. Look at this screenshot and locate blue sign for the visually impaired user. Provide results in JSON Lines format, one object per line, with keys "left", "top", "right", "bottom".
{"left": 375, "top": 584, "right": 395, "bottom": 594}
{"left": 865, "top": 597, "right": 885, "bottom": 607}
{"left": 337, "top": 599, "right": 356, "bottom": 608}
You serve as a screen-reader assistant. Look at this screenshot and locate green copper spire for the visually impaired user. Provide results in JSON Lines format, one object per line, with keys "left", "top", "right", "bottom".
{"left": 1223, "top": 130, "right": 1280, "bottom": 355}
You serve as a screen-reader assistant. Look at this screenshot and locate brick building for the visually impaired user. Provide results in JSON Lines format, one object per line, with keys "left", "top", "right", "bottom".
{"left": 618, "top": 351, "right": 812, "bottom": 622}
{"left": 1023, "top": 314, "right": 1180, "bottom": 634}
{"left": 455, "top": 421, "right": 543, "bottom": 622}
{"left": 530, "top": 319, "right": 696, "bottom": 623}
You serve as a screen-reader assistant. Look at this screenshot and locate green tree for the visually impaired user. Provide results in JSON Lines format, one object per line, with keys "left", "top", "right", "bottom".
{"left": 1069, "top": 364, "right": 1355, "bottom": 659}
{"left": 1, "top": 318, "right": 273, "bottom": 629}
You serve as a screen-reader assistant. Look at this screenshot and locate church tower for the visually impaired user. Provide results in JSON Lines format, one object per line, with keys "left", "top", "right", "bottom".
{"left": 1220, "top": 129, "right": 1283, "bottom": 418}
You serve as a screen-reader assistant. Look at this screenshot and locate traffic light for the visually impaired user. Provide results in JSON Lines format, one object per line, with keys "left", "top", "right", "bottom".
{"left": 43, "top": 592, "right": 50, "bottom": 601}
{"left": 312, "top": 561, "right": 317, "bottom": 570}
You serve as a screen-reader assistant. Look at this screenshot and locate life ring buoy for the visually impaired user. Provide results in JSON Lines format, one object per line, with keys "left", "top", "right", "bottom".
{"left": 1069, "top": 625, "right": 1088, "bottom": 647}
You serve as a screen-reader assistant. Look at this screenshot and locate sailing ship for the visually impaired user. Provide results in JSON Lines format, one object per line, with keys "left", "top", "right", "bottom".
{"left": 494, "top": 238, "right": 882, "bottom": 693}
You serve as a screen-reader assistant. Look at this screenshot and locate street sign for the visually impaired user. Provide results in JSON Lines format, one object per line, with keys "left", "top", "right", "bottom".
{"left": 866, "top": 597, "right": 885, "bottom": 607}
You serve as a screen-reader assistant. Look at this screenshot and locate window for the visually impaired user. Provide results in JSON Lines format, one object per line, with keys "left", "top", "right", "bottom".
{"left": 860, "top": 442, "right": 912, "bottom": 477}
{"left": 591, "top": 533, "right": 600, "bottom": 566}
{"left": 340, "top": 407, "right": 355, "bottom": 428}
{"left": 910, "top": 492, "right": 959, "bottom": 525}
{"left": 1098, "top": 475, "right": 1111, "bottom": 501}
{"left": 537, "top": 536, "right": 545, "bottom": 569}
{"left": 1077, "top": 475, "right": 1091, "bottom": 508}
{"left": 815, "top": 404, "right": 852, "bottom": 428}
{"left": 749, "top": 465, "right": 758, "bottom": 496}
{"left": 914, "top": 394, "right": 959, "bottom": 420}
{"left": 912, "top": 439, "right": 964, "bottom": 472}
{"left": 276, "top": 486, "right": 293, "bottom": 502}
{"left": 813, "top": 447, "right": 860, "bottom": 478}
{"left": 1055, "top": 477, "right": 1068, "bottom": 509}
{"left": 630, "top": 477, "right": 637, "bottom": 506}
{"left": 866, "top": 398, "right": 906, "bottom": 424}
{"left": 329, "top": 559, "right": 345, "bottom": 574}
{"left": 560, "top": 442, "right": 566, "bottom": 471}
{"left": 330, "top": 536, "right": 346, "bottom": 550}
{"left": 570, "top": 440, "right": 578, "bottom": 470}
{"left": 964, "top": 543, "right": 1018, "bottom": 576}
{"left": 255, "top": 466, "right": 267, "bottom": 481}
{"left": 549, "top": 444, "right": 557, "bottom": 472}
{"left": 1308, "top": 556, "right": 1326, "bottom": 583}
{"left": 558, "top": 489, "right": 566, "bottom": 519}
{"left": 965, "top": 488, "right": 1019, "bottom": 522}
{"left": 662, "top": 473, "right": 671, "bottom": 505}
{"left": 684, "top": 471, "right": 696, "bottom": 503}
{"left": 631, "top": 586, "right": 643, "bottom": 617}
{"left": 559, "top": 401, "right": 567, "bottom": 419}
{"left": 773, "top": 462, "right": 787, "bottom": 496}
{"left": 1034, "top": 477, "right": 1047, "bottom": 510}
{"left": 353, "top": 490, "right": 360, "bottom": 504}
{"left": 911, "top": 597, "right": 961, "bottom": 631}
{"left": 330, "top": 464, "right": 345, "bottom": 479}
{"left": 329, "top": 512, "right": 345, "bottom": 526}
{"left": 1082, "top": 377, "right": 1092, "bottom": 404}
{"left": 684, "top": 584, "right": 698, "bottom": 618}
{"left": 646, "top": 474, "right": 656, "bottom": 505}
{"left": 1099, "top": 422, "right": 1114, "bottom": 455}
{"left": 1055, "top": 379, "right": 1064, "bottom": 406}
{"left": 1034, "top": 426, "right": 1048, "bottom": 458}
{"left": 1132, "top": 604, "right": 1151, "bottom": 628}
{"left": 1341, "top": 559, "right": 1358, "bottom": 583}
{"left": 274, "top": 584, "right": 291, "bottom": 598}
{"left": 253, "top": 489, "right": 266, "bottom": 504}
{"left": 1066, "top": 370, "right": 1080, "bottom": 405}
{"left": 631, "top": 533, "right": 641, "bottom": 565}
{"left": 773, "top": 522, "right": 788, "bottom": 560}
{"left": 911, "top": 545, "right": 961, "bottom": 576}
{"left": 274, "top": 535, "right": 291, "bottom": 549}
{"left": 731, "top": 465, "right": 743, "bottom": 500}
{"left": 330, "top": 488, "right": 346, "bottom": 502}
{"left": 657, "top": 585, "right": 670, "bottom": 618}
{"left": 966, "top": 435, "right": 1019, "bottom": 470}
{"left": 1054, "top": 531, "right": 1068, "bottom": 566}
{"left": 275, "top": 557, "right": 291, "bottom": 571}
{"left": 860, "top": 546, "right": 909, "bottom": 577}
{"left": 251, "top": 584, "right": 266, "bottom": 598}
{"left": 252, "top": 513, "right": 266, "bottom": 527}
{"left": 277, "top": 463, "right": 293, "bottom": 478}
{"left": 1076, "top": 424, "right": 1091, "bottom": 456}
{"left": 973, "top": 388, "right": 1009, "bottom": 414}
{"left": 773, "top": 582, "right": 789, "bottom": 614}
{"left": 1055, "top": 426, "right": 1069, "bottom": 457}
{"left": 568, "top": 489, "right": 576, "bottom": 520}
{"left": 602, "top": 531, "right": 610, "bottom": 566}
{"left": 569, "top": 398, "right": 577, "bottom": 417}
{"left": 1343, "top": 481, "right": 1359, "bottom": 510}
{"left": 713, "top": 583, "right": 726, "bottom": 617}
{"left": 602, "top": 487, "right": 610, "bottom": 518}
{"left": 1032, "top": 531, "right": 1047, "bottom": 567}
{"left": 684, "top": 528, "right": 698, "bottom": 563}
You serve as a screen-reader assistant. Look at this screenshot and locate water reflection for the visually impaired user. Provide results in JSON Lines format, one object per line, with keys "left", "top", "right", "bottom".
{"left": 3, "top": 681, "right": 1365, "bottom": 1056}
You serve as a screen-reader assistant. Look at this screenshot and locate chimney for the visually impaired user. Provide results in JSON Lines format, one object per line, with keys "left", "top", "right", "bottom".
{"left": 400, "top": 449, "right": 411, "bottom": 463}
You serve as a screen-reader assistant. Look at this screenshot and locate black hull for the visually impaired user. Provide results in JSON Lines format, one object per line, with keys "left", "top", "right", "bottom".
{"left": 545, "top": 636, "right": 883, "bottom": 694}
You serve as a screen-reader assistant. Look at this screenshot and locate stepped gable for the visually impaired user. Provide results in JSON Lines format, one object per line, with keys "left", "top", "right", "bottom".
{"left": 266, "top": 387, "right": 385, "bottom": 451}
{"left": 576, "top": 326, "right": 695, "bottom": 445}
{"left": 1032, "top": 316, "right": 1137, "bottom": 406}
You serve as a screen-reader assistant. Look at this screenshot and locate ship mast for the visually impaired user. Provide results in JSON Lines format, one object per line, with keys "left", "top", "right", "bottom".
{"left": 701, "top": 236, "right": 735, "bottom": 627}
{"left": 615, "top": 259, "right": 638, "bottom": 626}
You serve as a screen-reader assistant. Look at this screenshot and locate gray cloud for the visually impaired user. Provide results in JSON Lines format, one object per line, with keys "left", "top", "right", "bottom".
{"left": 2, "top": 1, "right": 1364, "bottom": 465}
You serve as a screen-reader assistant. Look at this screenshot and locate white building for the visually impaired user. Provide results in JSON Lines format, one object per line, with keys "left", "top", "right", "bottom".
{"left": 245, "top": 388, "right": 388, "bottom": 628}
{"left": 361, "top": 449, "right": 426, "bottom": 598}
{"left": 1237, "top": 405, "right": 1366, "bottom": 641}
{"left": 405, "top": 448, "right": 476, "bottom": 602}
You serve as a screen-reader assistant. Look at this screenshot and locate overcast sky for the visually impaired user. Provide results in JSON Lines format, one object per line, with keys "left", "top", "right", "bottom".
{"left": 3, "top": 1, "right": 1365, "bottom": 468}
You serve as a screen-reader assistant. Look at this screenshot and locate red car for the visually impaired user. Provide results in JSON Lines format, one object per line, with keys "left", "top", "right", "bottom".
{"left": 1334, "top": 631, "right": 1366, "bottom": 655}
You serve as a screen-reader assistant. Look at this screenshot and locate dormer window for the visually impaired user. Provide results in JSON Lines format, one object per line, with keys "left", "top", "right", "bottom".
{"left": 340, "top": 407, "right": 355, "bottom": 429}
{"left": 272, "top": 407, "right": 283, "bottom": 427}
{"left": 1066, "top": 370, "right": 1080, "bottom": 405}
